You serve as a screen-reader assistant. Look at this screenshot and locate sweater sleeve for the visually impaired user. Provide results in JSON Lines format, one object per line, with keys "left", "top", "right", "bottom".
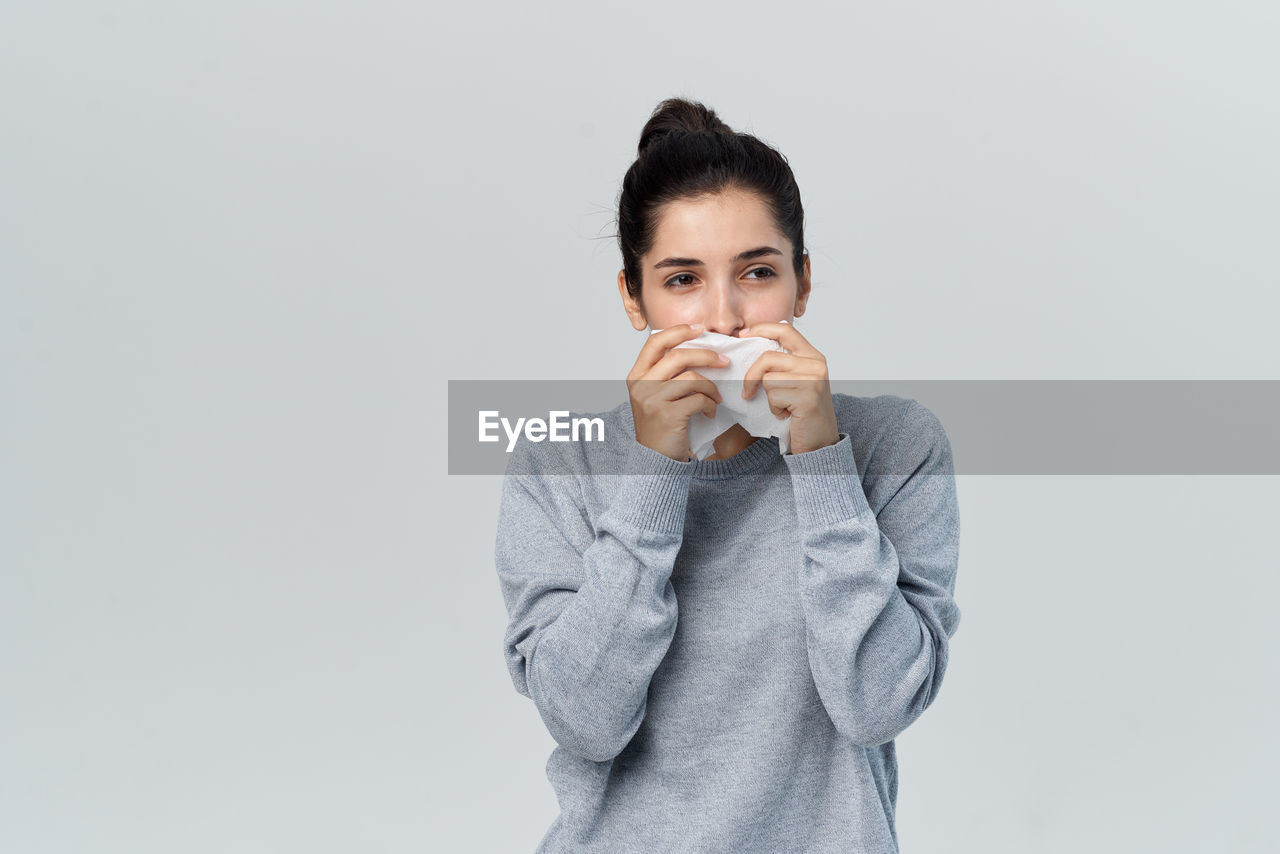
{"left": 782, "top": 400, "right": 962, "bottom": 748}
{"left": 494, "top": 438, "right": 693, "bottom": 763}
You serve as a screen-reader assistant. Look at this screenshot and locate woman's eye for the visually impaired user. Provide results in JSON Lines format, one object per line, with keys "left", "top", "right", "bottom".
{"left": 665, "top": 274, "right": 696, "bottom": 288}
{"left": 746, "top": 267, "right": 776, "bottom": 280}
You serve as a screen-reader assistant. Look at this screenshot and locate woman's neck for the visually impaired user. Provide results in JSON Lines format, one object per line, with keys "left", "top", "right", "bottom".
{"left": 702, "top": 423, "right": 757, "bottom": 461}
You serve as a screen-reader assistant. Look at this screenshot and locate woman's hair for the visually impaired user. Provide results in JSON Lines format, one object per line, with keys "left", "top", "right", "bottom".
{"left": 616, "top": 97, "right": 807, "bottom": 302}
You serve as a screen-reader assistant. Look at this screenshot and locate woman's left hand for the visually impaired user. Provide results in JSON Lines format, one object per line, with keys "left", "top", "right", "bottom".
{"left": 738, "top": 322, "right": 840, "bottom": 455}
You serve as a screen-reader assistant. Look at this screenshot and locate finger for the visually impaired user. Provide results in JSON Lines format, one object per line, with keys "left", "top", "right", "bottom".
{"left": 629, "top": 324, "right": 706, "bottom": 379}
{"left": 737, "top": 321, "right": 821, "bottom": 359}
{"left": 660, "top": 371, "right": 722, "bottom": 405}
{"left": 748, "top": 383, "right": 801, "bottom": 420}
{"left": 741, "top": 351, "right": 798, "bottom": 399}
{"left": 759, "top": 385, "right": 803, "bottom": 419}
{"left": 673, "top": 391, "right": 718, "bottom": 421}
{"left": 630, "top": 366, "right": 723, "bottom": 409}
{"left": 646, "top": 346, "right": 730, "bottom": 382}
{"left": 760, "top": 372, "right": 814, "bottom": 390}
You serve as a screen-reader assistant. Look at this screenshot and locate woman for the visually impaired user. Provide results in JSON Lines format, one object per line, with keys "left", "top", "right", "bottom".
{"left": 495, "top": 97, "right": 961, "bottom": 853}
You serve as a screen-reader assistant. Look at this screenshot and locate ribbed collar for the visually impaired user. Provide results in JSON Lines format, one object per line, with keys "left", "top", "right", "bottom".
{"left": 616, "top": 401, "right": 784, "bottom": 480}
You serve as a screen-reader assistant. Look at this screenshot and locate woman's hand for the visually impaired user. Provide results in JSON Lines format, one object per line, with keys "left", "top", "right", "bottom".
{"left": 738, "top": 322, "right": 840, "bottom": 455}
{"left": 627, "top": 324, "right": 728, "bottom": 461}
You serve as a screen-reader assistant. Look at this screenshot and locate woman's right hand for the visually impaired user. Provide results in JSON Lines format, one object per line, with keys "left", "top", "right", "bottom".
{"left": 626, "top": 324, "right": 729, "bottom": 461}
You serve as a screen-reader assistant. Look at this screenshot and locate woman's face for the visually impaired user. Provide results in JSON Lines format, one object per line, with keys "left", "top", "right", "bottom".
{"left": 618, "top": 187, "right": 811, "bottom": 336}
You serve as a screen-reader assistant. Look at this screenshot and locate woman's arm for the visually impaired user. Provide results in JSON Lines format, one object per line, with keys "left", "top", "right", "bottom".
{"left": 783, "top": 400, "right": 962, "bottom": 748}
{"left": 494, "top": 440, "right": 693, "bottom": 763}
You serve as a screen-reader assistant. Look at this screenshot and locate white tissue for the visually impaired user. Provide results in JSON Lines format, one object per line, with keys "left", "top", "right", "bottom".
{"left": 648, "top": 323, "right": 792, "bottom": 461}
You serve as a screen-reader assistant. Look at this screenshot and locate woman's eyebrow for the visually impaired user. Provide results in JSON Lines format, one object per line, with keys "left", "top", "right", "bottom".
{"left": 652, "top": 246, "right": 783, "bottom": 269}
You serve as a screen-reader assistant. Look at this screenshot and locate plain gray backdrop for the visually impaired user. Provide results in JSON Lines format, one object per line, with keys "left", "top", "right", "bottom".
{"left": 3, "top": 1, "right": 1277, "bottom": 852}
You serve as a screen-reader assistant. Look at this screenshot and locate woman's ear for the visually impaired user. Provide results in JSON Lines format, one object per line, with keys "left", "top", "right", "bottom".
{"left": 793, "top": 253, "right": 812, "bottom": 318}
{"left": 618, "top": 270, "right": 648, "bottom": 331}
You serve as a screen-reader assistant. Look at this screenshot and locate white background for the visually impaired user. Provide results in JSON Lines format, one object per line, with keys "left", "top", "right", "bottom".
{"left": 3, "top": 1, "right": 1277, "bottom": 851}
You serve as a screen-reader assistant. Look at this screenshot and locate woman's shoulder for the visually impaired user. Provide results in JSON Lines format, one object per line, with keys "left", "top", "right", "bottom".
{"left": 497, "top": 402, "right": 636, "bottom": 553}
{"left": 831, "top": 392, "right": 952, "bottom": 477}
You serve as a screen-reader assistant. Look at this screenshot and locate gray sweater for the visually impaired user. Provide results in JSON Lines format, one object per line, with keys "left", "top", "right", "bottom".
{"left": 494, "top": 393, "right": 961, "bottom": 853}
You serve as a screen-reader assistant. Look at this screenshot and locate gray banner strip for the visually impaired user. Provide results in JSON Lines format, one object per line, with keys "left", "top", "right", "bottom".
{"left": 448, "top": 380, "right": 1280, "bottom": 475}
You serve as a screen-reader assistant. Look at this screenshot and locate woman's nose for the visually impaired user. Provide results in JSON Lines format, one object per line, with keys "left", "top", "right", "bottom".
{"left": 703, "top": 284, "right": 743, "bottom": 336}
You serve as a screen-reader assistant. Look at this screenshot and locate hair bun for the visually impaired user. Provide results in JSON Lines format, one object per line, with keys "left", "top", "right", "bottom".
{"left": 637, "top": 97, "right": 733, "bottom": 156}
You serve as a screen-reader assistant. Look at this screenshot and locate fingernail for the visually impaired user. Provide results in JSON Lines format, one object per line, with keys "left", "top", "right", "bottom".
{"left": 691, "top": 323, "right": 704, "bottom": 332}
{"left": 718, "top": 354, "right": 729, "bottom": 363}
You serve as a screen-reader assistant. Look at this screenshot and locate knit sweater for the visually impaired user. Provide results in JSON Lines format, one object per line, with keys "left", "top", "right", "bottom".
{"left": 494, "top": 392, "right": 961, "bottom": 853}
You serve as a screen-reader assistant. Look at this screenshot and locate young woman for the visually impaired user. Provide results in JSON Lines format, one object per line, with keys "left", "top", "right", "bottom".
{"left": 495, "top": 98, "right": 961, "bottom": 853}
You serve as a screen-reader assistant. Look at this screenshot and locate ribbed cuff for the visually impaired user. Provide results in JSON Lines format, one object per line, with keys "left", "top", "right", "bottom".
{"left": 608, "top": 440, "right": 695, "bottom": 536}
{"left": 783, "top": 432, "right": 876, "bottom": 528}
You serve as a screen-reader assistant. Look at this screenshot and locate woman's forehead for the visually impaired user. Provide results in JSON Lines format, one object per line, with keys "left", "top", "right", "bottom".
{"left": 649, "top": 190, "right": 788, "bottom": 255}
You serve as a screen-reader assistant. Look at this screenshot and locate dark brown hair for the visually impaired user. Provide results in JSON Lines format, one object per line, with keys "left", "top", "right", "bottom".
{"left": 616, "top": 97, "right": 807, "bottom": 302}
